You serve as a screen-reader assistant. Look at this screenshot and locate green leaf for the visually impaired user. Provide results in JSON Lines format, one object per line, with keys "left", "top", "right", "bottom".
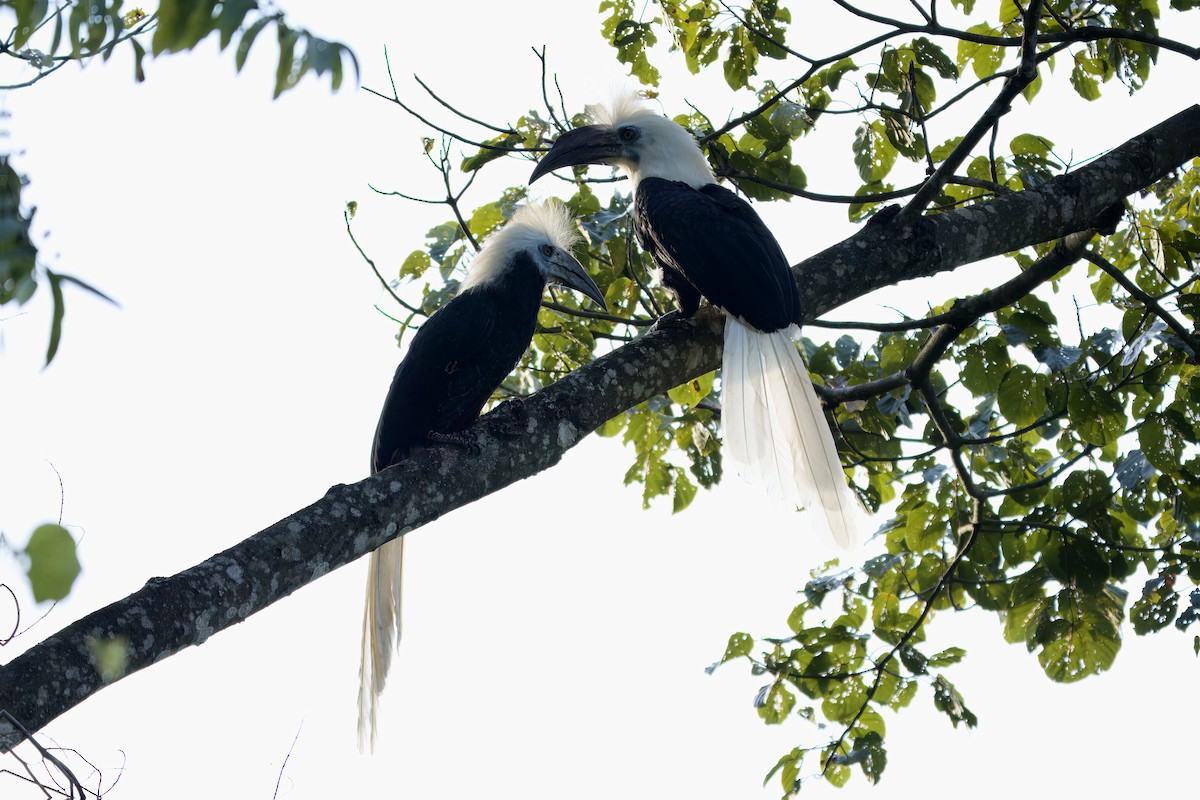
{"left": 1139, "top": 413, "right": 1185, "bottom": 473}
{"left": 852, "top": 120, "right": 897, "bottom": 183}
{"left": 854, "top": 731, "right": 887, "bottom": 783}
{"left": 903, "top": 501, "right": 943, "bottom": 552}
{"left": 24, "top": 523, "right": 82, "bottom": 602}
{"left": 1131, "top": 574, "right": 1178, "bottom": 634}
{"left": 723, "top": 27, "right": 759, "bottom": 90}
{"left": 151, "top": 0, "right": 183, "bottom": 55}
{"left": 926, "top": 646, "right": 966, "bottom": 667}
{"left": 672, "top": 467, "right": 697, "bottom": 513}
{"left": 961, "top": 337, "right": 1011, "bottom": 395}
{"left": 912, "top": 37, "right": 959, "bottom": 79}
{"left": 1036, "top": 587, "right": 1124, "bottom": 682}
{"left": 1068, "top": 384, "right": 1126, "bottom": 447}
{"left": 179, "top": 0, "right": 220, "bottom": 51}
{"left": 1070, "top": 62, "right": 1103, "bottom": 101}
{"left": 931, "top": 674, "right": 977, "bottom": 727}
{"left": 273, "top": 24, "right": 298, "bottom": 98}
{"left": 1010, "top": 133, "right": 1053, "bottom": 157}
{"left": 997, "top": 365, "right": 1047, "bottom": 427}
{"left": 956, "top": 24, "right": 1003, "bottom": 79}
{"left": 757, "top": 681, "right": 796, "bottom": 724}
{"left": 766, "top": 748, "right": 804, "bottom": 794}
{"left": 1043, "top": 533, "right": 1109, "bottom": 595}
{"left": 600, "top": 0, "right": 661, "bottom": 86}
{"left": 234, "top": 15, "right": 271, "bottom": 73}
{"left": 1061, "top": 470, "right": 1113, "bottom": 522}
{"left": 13, "top": 0, "right": 50, "bottom": 49}
{"left": 722, "top": 631, "right": 754, "bottom": 662}
{"left": 399, "top": 250, "right": 431, "bottom": 280}
{"left": 461, "top": 133, "right": 522, "bottom": 173}
{"left": 1021, "top": 69, "right": 1044, "bottom": 103}
{"left": 824, "top": 755, "right": 851, "bottom": 788}
{"left": 131, "top": 37, "right": 147, "bottom": 82}
{"left": 821, "top": 57, "right": 858, "bottom": 90}
{"left": 467, "top": 201, "right": 505, "bottom": 240}
{"left": 216, "top": 0, "right": 257, "bottom": 50}
{"left": 45, "top": 269, "right": 65, "bottom": 364}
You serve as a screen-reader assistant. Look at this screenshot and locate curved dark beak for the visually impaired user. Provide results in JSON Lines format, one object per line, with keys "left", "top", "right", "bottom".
{"left": 546, "top": 249, "right": 607, "bottom": 310}
{"left": 530, "top": 125, "right": 625, "bottom": 184}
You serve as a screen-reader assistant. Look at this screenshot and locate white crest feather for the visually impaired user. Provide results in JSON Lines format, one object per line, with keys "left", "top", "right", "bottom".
{"left": 459, "top": 201, "right": 581, "bottom": 291}
{"left": 585, "top": 91, "right": 714, "bottom": 189}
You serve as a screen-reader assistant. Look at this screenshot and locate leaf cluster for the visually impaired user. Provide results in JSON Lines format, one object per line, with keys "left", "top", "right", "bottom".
{"left": 4, "top": 2, "right": 357, "bottom": 94}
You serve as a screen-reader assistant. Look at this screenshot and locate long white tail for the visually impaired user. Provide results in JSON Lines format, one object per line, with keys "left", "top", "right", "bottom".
{"left": 357, "top": 537, "right": 404, "bottom": 752}
{"left": 723, "top": 319, "right": 856, "bottom": 548}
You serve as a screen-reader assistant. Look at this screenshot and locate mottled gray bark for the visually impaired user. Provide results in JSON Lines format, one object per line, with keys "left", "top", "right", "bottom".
{"left": 1, "top": 104, "right": 1196, "bottom": 750}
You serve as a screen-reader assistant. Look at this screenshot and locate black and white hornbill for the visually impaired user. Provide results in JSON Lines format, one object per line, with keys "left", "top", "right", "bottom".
{"left": 530, "top": 94, "right": 855, "bottom": 546}
{"left": 359, "top": 201, "right": 605, "bottom": 750}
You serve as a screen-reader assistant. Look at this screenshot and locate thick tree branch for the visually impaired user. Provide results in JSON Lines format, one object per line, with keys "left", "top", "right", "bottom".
{"left": 800, "top": 105, "right": 1200, "bottom": 314}
{"left": 1, "top": 105, "right": 1197, "bottom": 750}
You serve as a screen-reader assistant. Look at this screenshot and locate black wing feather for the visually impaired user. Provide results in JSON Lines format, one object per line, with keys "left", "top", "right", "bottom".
{"left": 370, "top": 290, "right": 499, "bottom": 472}
{"left": 634, "top": 178, "right": 802, "bottom": 331}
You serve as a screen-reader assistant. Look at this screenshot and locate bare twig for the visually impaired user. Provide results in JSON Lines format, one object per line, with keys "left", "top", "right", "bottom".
{"left": 344, "top": 211, "right": 422, "bottom": 315}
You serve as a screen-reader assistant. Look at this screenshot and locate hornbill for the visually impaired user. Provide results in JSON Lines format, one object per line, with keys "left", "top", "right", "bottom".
{"left": 530, "top": 94, "right": 855, "bottom": 546}
{"left": 360, "top": 201, "right": 605, "bottom": 750}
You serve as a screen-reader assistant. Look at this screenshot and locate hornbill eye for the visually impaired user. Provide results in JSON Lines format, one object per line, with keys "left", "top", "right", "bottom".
{"left": 540, "top": 244, "right": 555, "bottom": 257}
{"left": 618, "top": 126, "right": 639, "bottom": 141}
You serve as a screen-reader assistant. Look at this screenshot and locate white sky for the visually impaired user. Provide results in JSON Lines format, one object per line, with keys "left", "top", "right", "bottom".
{"left": 1, "top": 2, "right": 1198, "bottom": 798}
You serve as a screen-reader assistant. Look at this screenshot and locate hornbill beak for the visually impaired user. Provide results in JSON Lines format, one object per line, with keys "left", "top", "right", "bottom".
{"left": 546, "top": 249, "right": 607, "bottom": 310}
{"left": 530, "top": 125, "right": 627, "bottom": 184}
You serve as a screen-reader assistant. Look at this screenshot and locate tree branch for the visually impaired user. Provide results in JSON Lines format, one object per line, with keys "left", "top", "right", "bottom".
{"left": 2, "top": 104, "right": 1197, "bottom": 750}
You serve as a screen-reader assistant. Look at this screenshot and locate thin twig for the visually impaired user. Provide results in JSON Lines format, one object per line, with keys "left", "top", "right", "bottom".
{"left": 344, "top": 212, "right": 422, "bottom": 315}
{"left": 1084, "top": 250, "right": 1200, "bottom": 359}
{"left": 900, "top": 0, "right": 1045, "bottom": 220}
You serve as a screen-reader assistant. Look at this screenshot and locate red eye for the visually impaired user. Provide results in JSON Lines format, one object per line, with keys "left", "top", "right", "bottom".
{"left": 541, "top": 244, "right": 554, "bottom": 257}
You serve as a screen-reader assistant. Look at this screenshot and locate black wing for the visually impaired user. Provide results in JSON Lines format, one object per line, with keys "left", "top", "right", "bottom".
{"left": 634, "top": 178, "right": 802, "bottom": 331}
{"left": 370, "top": 289, "right": 498, "bottom": 473}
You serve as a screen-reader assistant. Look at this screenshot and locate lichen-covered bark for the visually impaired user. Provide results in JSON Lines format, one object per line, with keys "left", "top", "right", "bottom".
{"left": 1, "top": 105, "right": 1196, "bottom": 750}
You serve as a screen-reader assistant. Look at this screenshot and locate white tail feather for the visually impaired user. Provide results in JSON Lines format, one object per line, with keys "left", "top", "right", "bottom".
{"left": 723, "top": 319, "right": 857, "bottom": 548}
{"left": 357, "top": 537, "right": 404, "bottom": 752}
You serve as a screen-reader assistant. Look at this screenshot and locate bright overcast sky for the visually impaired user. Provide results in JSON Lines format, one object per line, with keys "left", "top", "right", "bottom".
{"left": 2, "top": 2, "right": 1198, "bottom": 798}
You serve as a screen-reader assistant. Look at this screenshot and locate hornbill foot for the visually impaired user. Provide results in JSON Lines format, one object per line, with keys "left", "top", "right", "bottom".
{"left": 649, "top": 309, "right": 689, "bottom": 333}
{"left": 427, "top": 430, "right": 482, "bottom": 456}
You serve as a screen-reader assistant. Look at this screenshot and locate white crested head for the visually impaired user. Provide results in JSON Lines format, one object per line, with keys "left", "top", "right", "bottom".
{"left": 459, "top": 201, "right": 582, "bottom": 291}
{"left": 586, "top": 92, "right": 714, "bottom": 189}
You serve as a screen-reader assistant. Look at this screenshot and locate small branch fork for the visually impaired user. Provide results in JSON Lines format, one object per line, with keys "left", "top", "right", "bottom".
{"left": 819, "top": 499, "right": 984, "bottom": 775}
{"left": 1084, "top": 250, "right": 1200, "bottom": 360}
{"left": 899, "top": 0, "right": 1045, "bottom": 221}
{"left": 0, "top": 6, "right": 158, "bottom": 91}
{"left": 0, "top": 711, "right": 89, "bottom": 799}
{"left": 700, "top": 0, "right": 1197, "bottom": 148}
{"left": 799, "top": 231, "right": 1090, "bottom": 775}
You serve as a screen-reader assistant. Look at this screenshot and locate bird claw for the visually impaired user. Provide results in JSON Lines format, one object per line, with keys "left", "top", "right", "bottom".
{"left": 426, "top": 430, "right": 482, "bottom": 456}
{"left": 649, "top": 309, "right": 688, "bottom": 333}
